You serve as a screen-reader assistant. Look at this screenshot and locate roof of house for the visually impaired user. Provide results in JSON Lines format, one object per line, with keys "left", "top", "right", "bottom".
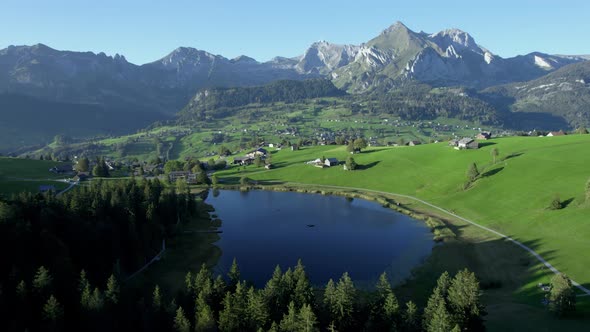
{"left": 459, "top": 138, "right": 475, "bottom": 144}
{"left": 548, "top": 131, "right": 566, "bottom": 136}
{"left": 234, "top": 156, "right": 254, "bottom": 161}
{"left": 326, "top": 158, "right": 338, "bottom": 163}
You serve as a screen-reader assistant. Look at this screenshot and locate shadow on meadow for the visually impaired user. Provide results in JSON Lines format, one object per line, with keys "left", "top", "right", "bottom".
{"left": 503, "top": 152, "right": 525, "bottom": 160}
{"left": 478, "top": 141, "right": 497, "bottom": 148}
{"left": 482, "top": 166, "right": 504, "bottom": 178}
{"left": 357, "top": 161, "right": 380, "bottom": 170}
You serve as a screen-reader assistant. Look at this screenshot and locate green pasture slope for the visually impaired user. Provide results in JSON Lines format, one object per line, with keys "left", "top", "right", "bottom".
{"left": 0, "top": 157, "right": 69, "bottom": 196}
{"left": 219, "top": 135, "right": 590, "bottom": 297}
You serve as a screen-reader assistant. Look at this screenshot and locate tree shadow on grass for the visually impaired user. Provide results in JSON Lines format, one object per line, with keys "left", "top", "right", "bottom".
{"left": 478, "top": 141, "right": 497, "bottom": 148}
{"left": 503, "top": 152, "right": 524, "bottom": 161}
{"left": 357, "top": 161, "right": 380, "bottom": 170}
{"left": 482, "top": 167, "right": 504, "bottom": 178}
{"left": 561, "top": 197, "right": 575, "bottom": 208}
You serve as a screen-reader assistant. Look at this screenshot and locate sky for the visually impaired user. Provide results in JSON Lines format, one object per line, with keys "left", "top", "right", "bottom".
{"left": 1, "top": 0, "right": 589, "bottom": 65}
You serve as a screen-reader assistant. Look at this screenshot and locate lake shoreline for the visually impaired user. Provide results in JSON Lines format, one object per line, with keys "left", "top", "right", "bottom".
{"left": 210, "top": 182, "right": 456, "bottom": 243}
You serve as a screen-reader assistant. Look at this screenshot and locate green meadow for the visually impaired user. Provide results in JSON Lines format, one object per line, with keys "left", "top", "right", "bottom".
{"left": 0, "top": 157, "right": 70, "bottom": 196}
{"left": 216, "top": 135, "right": 590, "bottom": 324}
{"left": 220, "top": 135, "right": 590, "bottom": 284}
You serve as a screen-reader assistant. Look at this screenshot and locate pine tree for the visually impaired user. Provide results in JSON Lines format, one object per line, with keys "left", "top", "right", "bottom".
{"left": 548, "top": 273, "right": 576, "bottom": 316}
{"left": 185, "top": 271, "right": 194, "bottom": 293}
{"left": 81, "top": 283, "right": 92, "bottom": 308}
{"left": 89, "top": 287, "right": 104, "bottom": 310}
{"left": 174, "top": 306, "right": 191, "bottom": 332}
{"left": 246, "top": 287, "right": 269, "bottom": 330}
{"left": 426, "top": 294, "right": 451, "bottom": 332}
{"left": 218, "top": 292, "right": 239, "bottom": 332}
{"left": 153, "top": 285, "right": 162, "bottom": 310}
{"left": 323, "top": 278, "right": 337, "bottom": 317}
{"left": 298, "top": 303, "right": 319, "bottom": 332}
{"left": 32, "top": 266, "right": 53, "bottom": 291}
{"left": 383, "top": 292, "right": 400, "bottom": 321}
{"left": 293, "top": 262, "right": 313, "bottom": 308}
{"left": 105, "top": 274, "right": 119, "bottom": 305}
{"left": 423, "top": 272, "right": 451, "bottom": 330}
{"left": 79, "top": 270, "right": 90, "bottom": 293}
{"left": 333, "top": 272, "right": 356, "bottom": 328}
{"left": 279, "top": 301, "right": 299, "bottom": 332}
{"left": 376, "top": 272, "right": 392, "bottom": 299}
{"left": 268, "top": 321, "right": 279, "bottom": 332}
{"left": 447, "top": 269, "right": 484, "bottom": 330}
{"left": 194, "top": 264, "right": 212, "bottom": 296}
{"left": 16, "top": 280, "right": 27, "bottom": 300}
{"left": 402, "top": 301, "right": 420, "bottom": 332}
{"left": 43, "top": 295, "right": 63, "bottom": 321}
{"left": 195, "top": 294, "right": 216, "bottom": 332}
{"left": 264, "top": 265, "right": 283, "bottom": 314}
{"left": 228, "top": 258, "right": 241, "bottom": 290}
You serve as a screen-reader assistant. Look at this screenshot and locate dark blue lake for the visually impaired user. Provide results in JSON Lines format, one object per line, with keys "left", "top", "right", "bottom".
{"left": 207, "top": 189, "right": 434, "bottom": 288}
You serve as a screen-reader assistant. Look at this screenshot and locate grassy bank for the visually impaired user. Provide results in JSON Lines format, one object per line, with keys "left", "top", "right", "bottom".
{"left": 212, "top": 134, "right": 590, "bottom": 329}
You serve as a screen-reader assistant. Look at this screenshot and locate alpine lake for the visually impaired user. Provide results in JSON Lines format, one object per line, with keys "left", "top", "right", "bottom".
{"left": 207, "top": 189, "right": 435, "bottom": 288}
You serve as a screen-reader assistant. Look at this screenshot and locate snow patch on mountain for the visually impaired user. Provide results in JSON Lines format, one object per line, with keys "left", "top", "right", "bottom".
{"left": 534, "top": 55, "right": 553, "bottom": 69}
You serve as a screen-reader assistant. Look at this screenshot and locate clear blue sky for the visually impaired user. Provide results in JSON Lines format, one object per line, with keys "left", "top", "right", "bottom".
{"left": 1, "top": 0, "right": 588, "bottom": 65}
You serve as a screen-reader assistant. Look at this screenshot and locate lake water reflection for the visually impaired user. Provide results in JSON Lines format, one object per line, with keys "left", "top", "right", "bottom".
{"left": 207, "top": 189, "right": 434, "bottom": 288}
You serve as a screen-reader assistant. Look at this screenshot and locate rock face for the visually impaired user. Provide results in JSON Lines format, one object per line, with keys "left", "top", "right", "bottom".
{"left": 295, "top": 41, "right": 360, "bottom": 74}
{"left": 327, "top": 22, "right": 582, "bottom": 91}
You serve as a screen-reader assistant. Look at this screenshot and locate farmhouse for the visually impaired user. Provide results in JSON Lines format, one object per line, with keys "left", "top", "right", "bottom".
{"left": 324, "top": 158, "right": 339, "bottom": 167}
{"left": 408, "top": 140, "right": 421, "bottom": 146}
{"left": 546, "top": 130, "right": 566, "bottom": 137}
{"left": 456, "top": 138, "right": 479, "bottom": 150}
{"left": 73, "top": 172, "right": 90, "bottom": 182}
{"left": 477, "top": 132, "right": 492, "bottom": 140}
{"left": 49, "top": 164, "right": 74, "bottom": 174}
{"left": 246, "top": 148, "right": 267, "bottom": 158}
{"left": 233, "top": 156, "right": 254, "bottom": 166}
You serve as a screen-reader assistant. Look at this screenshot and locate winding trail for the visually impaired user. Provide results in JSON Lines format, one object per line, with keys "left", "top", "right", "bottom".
{"left": 286, "top": 182, "right": 590, "bottom": 296}
{"left": 56, "top": 181, "right": 78, "bottom": 196}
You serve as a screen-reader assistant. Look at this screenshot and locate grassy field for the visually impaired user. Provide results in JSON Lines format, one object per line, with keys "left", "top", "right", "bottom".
{"left": 0, "top": 157, "right": 70, "bottom": 196}
{"left": 26, "top": 97, "right": 491, "bottom": 162}
{"left": 213, "top": 134, "right": 590, "bottom": 328}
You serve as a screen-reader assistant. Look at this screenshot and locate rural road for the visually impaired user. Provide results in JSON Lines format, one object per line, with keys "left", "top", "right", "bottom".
{"left": 56, "top": 180, "right": 78, "bottom": 196}
{"left": 286, "top": 182, "right": 590, "bottom": 296}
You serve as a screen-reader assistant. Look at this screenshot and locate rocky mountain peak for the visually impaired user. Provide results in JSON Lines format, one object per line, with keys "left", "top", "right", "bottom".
{"left": 231, "top": 55, "right": 258, "bottom": 64}
{"left": 429, "top": 28, "right": 479, "bottom": 53}
{"left": 382, "top": 21, "right": 410, "bottom": 34}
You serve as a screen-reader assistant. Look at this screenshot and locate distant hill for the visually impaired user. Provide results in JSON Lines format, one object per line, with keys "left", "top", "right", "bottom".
{"left": 482, "top": 61, "right": 590, "bottom": 129}
{"left": 0, "top": 93, "right": 169, "bottom": 153}
{"left": 180, "top": 79, "right": 346, "bottom": 120}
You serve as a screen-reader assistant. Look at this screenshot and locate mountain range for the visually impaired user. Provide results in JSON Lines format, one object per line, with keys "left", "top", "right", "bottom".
{"left": 0, "top": 21, "right": 588, "bottom": 152}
